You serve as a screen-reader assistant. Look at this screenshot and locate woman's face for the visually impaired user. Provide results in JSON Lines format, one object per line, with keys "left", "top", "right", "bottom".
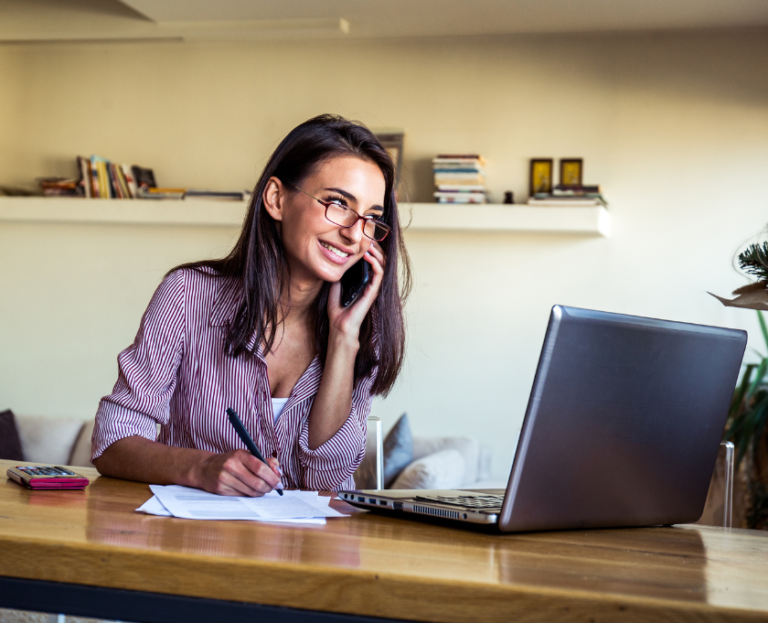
{"left": 270, "top": 155, "right": 386, "bottom": 285}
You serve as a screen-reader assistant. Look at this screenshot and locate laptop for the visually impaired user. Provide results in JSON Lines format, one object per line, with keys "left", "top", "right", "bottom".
{"left": 340, "top": 306, "right": 747, "bottom": 532}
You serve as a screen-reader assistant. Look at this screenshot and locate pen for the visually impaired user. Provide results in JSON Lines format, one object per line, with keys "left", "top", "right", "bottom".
{"left": 226, "top": 407, "right": 284, "bottom": 496}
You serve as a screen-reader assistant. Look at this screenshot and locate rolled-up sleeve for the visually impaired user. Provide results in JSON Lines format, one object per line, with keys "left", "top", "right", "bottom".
{"left": 298, "top": 369, "right": 376, "bottom": 491}
{"left": 91, "top": 270, "right": 186, "bottom": 460}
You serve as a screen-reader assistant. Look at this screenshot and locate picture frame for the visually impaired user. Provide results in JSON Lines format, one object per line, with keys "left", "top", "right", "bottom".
{"left": 374, "top": 130, "right": 405, "bottom": 186}
{"left": 559, "top": 158, "right": 583, "bottom": 187}
{"left": 529, "top": 159, "right": 553, "bottom": 196}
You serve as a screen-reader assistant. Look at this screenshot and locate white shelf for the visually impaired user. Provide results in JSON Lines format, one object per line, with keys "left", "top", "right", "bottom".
{"left": 0, "top": 197, "right": 610, "bottom": 237}
{"left": 0, "top": 197, "right": 247, "bottom": 227}
{"left": 401, "top": 203, "right": 610, "bottom": 237}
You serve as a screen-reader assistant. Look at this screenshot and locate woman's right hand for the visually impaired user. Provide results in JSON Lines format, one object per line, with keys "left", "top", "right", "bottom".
{"left": 93, "top": 436, "right": 283, "bottom": 497}
{"left": 195, "top": 449, "right": 282, "bottom": 497}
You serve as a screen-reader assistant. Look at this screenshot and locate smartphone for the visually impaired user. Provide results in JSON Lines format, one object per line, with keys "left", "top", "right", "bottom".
{"left": 7, "top": 465, "right": 89, "bottom": 490}
{"left": 340, "top": 258, "right": 371, "bottom": 308}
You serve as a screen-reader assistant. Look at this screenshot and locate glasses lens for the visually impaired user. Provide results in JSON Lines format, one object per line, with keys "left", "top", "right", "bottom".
{"left": 325, "top": 202, "right": 357, "bottom": 227}
{"left": 365, "top": 220, "right": 390, "bottom": 241}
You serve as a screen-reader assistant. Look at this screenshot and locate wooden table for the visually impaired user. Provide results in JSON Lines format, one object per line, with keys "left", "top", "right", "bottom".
{"left": 1, "top": 460, "right": 768, "bottom": 623}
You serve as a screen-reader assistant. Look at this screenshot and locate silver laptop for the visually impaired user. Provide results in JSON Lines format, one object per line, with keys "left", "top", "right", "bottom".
{"left": 340, "top": 306, "right": 747, "bottom": 532}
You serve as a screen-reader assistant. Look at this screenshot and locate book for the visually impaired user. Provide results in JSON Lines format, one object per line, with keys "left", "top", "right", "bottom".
{"left": 132, "top": 166, "right": 157, "bottom": 190}
{"left": 527, "top": 197, "right": 604, "bottom": 207}
{"left": 434, "top": 172, "right": 485, "bottom": 179}
{"left": 121, "top": 164, "right": 138, "bottom": 198}
{"left": 434, "top": 154, "right": 487, "bottom": 165}
{"left": 89, "top": 156, "right": 100, "bottom": 198}
{"left": 434, "top": 177, "right": 485, "bottom": 186}
{"left": 434, "top": 191, "right": 486, "bottom": 202}
{"left": 433, "top": 167, "right": 484, "bottom": 174}
{"left": 437, "top": 195, "right": 486, "bottom": 204}
{"left": 38, "top": 177, "right": 82, "bottom": 197}
{"left": 77, "top": 157, "right": 91, "bottom": 199}
{"left": 93, "top": 157, "right": 111, "bottom": 199}
{"left": 184, "top": 190, "right": 250, "bottom": 201}
{"left": 109, "top": 164, "right": 123, "bottom": 199}
{"left": 553, "top": 184, "right": 601, "bottom": 194}
{"left": 114, "top": 164, "right": 132, "bottom": 199}
{"left": 434, "top": 185, "right": 486, "bottom": 192}
{"left": 139, "top": 187, "right": 186, "bottom": 200}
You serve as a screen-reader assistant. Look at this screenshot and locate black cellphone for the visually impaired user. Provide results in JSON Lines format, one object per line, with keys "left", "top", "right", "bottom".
{"left": 340, "top": 259, "right": 371, "bottom": 308}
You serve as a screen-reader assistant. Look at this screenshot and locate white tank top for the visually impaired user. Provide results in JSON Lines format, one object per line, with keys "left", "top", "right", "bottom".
{"left": 271, "top": 397, "right": 290, "bottom": 424}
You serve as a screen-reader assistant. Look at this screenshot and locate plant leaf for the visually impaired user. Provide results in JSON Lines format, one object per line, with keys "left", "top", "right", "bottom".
{"left": 759, "top": 310, "right": 768, "bottom": 352}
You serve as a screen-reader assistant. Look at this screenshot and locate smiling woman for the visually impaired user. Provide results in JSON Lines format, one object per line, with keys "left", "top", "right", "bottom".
{"left": 91, "top": 114, "right": 411, "bottom": 495}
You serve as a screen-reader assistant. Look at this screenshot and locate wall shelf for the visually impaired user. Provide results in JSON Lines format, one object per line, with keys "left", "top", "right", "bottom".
{"left": 401, "top": 203, "right": 610, "bottom": 237}
{"left": 0, "top": 197, "right": 611, "bottom": 237}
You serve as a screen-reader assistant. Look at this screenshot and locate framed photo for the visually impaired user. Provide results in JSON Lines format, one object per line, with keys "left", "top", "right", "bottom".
{"left": 374, "top": 131, "right": 404, "bottom": 186}
{"left": 559, "top": 158, "right": 583, "bottom": 187}
{"left": 529, "top": 159, "right": 553, "bottom": 196}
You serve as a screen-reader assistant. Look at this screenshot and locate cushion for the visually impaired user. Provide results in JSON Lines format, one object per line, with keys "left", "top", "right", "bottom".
{"left": 412, "top": 436, "right": 480, "bottom": 486}
{"left": 391, "top": 448, "right": 466, "bottom": 490}
{"left": 0, "top": 410, "right": 24, "bottom": 461}
{"left": 68, "top": 419, "right": 95, "bottom": 467}
{"left": 353, "top": 418, "right": 382, "bottom": 489}
{"left": 383, "top": 413, "right": 413, "bottom": 487}
{"left": 15, "top": 415, "right": 86, "bottom": 465}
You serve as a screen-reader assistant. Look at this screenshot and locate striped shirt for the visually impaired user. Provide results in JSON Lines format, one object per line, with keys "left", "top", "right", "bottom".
{"left": 92, "top": 267, "right": 377, "bottom": 491}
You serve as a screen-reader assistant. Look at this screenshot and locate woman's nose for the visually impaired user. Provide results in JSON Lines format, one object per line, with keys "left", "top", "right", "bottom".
{"left": 340, "top": 219, "right": 365, "bottom": 243}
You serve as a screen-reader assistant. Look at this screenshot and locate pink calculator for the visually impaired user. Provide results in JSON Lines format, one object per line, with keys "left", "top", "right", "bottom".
{"left": 7, "top": 465, "right": 89, "bottom": 490}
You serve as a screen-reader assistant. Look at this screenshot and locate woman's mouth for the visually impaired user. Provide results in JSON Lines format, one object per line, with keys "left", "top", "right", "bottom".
{"left": 319, "top": 240, "right": 351, "bottom": 263}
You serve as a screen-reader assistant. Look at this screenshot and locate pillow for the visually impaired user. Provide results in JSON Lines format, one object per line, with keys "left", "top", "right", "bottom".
{"left": 15, "top": 415, "right": 86, "bottom": 465}
{"left": 353, "top": 418, "right": 382, "bottom": 489}
{"left": 412, "top": 437, "right": 480, "bottom": 486}
{"left": 391, "top": 449, "right": 466, "bottom": 490}
{"left": 383, "top": 413, "right": 413, "bottom": 487}
{"left": 0, "top": 409, "right": 24, "bottom": 461}
{"left": 68, "top": 419, "right": 95, "bottom": 467}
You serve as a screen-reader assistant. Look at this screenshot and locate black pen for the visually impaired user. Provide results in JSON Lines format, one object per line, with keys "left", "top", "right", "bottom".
{"left": 226, "top": 407, "right": 284, "bottom": 496}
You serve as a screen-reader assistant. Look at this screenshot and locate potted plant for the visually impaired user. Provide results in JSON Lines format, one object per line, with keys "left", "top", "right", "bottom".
{"left": 713, "top": 242, "right": 768, "bottom": 529}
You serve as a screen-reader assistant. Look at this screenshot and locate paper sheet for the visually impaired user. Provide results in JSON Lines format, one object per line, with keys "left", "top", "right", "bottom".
{"left": 136, "top": 485, "right": 345, "bottom": 523}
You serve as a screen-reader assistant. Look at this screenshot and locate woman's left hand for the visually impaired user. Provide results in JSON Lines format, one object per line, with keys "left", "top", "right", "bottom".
{"left": 327, "top": 241, "right": 385, "bottom": 342}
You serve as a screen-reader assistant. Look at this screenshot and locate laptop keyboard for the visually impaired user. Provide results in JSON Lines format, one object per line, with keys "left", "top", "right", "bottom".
{"left": 414, "top": 494, "right": 504, "bottom": 509}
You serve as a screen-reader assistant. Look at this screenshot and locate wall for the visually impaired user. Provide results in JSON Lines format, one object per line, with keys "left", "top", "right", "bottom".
{"left": 1, "top": 29, "right": 767, "bottom": 478}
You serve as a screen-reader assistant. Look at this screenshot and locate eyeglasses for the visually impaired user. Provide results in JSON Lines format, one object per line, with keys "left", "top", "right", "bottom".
{"left": 285, "top": 182, "right": 390, "bottom": 242}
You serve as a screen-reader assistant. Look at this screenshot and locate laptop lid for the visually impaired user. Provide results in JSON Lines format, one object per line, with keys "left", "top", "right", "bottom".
{"left": 497, "top": 305, "right": 746, "bottom": 532}
{"left": 341, "top": 306, "right": 746, "bottom": 533}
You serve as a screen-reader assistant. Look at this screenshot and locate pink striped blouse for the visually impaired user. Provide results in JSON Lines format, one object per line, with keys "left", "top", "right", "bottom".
{"left": 92, "top": 267, "right": 377, "bottom": 491}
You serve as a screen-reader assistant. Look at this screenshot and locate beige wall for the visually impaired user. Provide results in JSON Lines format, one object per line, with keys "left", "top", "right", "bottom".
{"left": 1, "top": 29, "right": 767, "bottom": 477}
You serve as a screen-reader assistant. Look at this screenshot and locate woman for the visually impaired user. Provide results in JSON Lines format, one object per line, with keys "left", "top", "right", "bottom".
{"left": 92, "top": 114, "right": 410, "bottom": 495}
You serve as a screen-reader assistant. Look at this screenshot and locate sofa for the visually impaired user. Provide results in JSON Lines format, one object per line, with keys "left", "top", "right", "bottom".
{"left": 4, "top": 413, "right": 502, "bottom": 490}
{"left": 6, "top": 414, "right": 94, "bottom": 469}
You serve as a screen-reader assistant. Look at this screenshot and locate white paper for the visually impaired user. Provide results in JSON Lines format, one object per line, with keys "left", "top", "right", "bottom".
{"left": 140, "top": 485, "right": 347, "bottom": 522}
{"left": 136, "top": 495, "right": 172, "bottom": 516}
{"left": 136, "top": 495, "right": 328, "bottom": 524}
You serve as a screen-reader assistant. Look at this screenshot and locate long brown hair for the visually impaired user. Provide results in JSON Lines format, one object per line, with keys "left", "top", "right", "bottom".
{"left": 175, "top": 114, "right": 411, "bottom": 396}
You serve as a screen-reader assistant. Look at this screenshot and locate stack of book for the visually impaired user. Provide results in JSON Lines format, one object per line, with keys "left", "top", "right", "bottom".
{"left": 432, "top": 155, "right": 487, "bottom": 204}
{"left": 527, "top": 185, "right": 607, "bottom": 207}
{"left": 38, "top": 177, "right": 82, "bottom": 197}
{"left": 70, "top": 156, "right": 249, "bottom": 201}
{"left": 77, "top": 155, "right": 155, "bottom": 199}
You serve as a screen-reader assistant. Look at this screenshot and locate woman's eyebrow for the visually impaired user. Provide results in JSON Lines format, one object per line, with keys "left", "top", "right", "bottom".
{"left": 325, "top": 187, "right": 384, "bottom": 212}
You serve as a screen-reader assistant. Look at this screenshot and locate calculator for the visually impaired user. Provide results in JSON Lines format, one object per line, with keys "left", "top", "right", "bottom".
{"left": 7, "top": 465, "right": 89, "bottom": 490}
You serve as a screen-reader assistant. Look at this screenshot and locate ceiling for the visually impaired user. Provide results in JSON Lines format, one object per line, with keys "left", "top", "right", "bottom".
{"left": 2, "top": 0, "right": 768, "bottom": 43}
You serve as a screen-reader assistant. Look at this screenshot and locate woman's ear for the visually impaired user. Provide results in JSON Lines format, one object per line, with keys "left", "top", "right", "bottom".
{"left": 262, "top": 177, "right": 285, "bottom": 222}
